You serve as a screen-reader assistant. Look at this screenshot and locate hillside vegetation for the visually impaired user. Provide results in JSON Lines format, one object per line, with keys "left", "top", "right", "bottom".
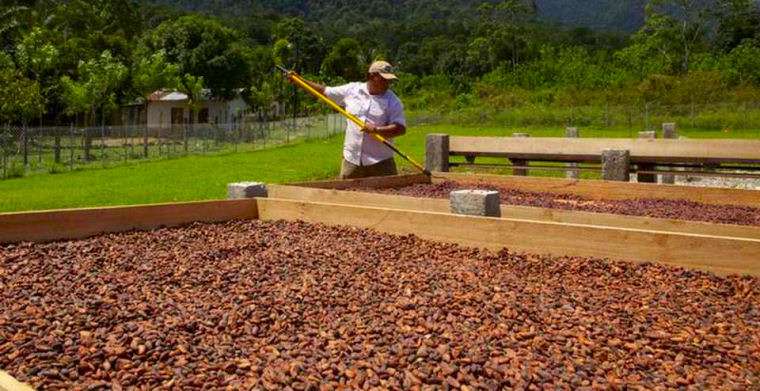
{"left": 1, "top": 0, "right": 760, "bottom": 132}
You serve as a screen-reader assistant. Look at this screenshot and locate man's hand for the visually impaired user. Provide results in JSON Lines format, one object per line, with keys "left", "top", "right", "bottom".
{"left": 361, "top": 122, "right": 378, "bottom": 134}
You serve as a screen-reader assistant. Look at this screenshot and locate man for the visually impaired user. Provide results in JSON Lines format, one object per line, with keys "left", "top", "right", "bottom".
{"left": 287, "top": 61, "right": 406, "bottom": 179}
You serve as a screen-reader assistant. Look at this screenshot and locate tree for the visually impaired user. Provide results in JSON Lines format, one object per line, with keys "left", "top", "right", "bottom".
{"left": 320, "top": 38, "right": 364, "bottom": 81}
{"left": 145, "top": 15, "right": 253, "bottom": 99}
{"left": 714, "top": 0, "right": 760, "bottom": 52}
{"left": 131, "top": 49, "right": 180, "bottom": 118}
{"left": 0, "top": 55, "right": 44, "bottom": 167}
{"left": 59, "top": 50, "right": 127, "bottom": 160}
{"left": 477, "top": 0, "right": 537, "bottom": 69}
{"left": 630, "top": 0, "right": 715, "bottom": 74}
{"left": 0, "top": 66, "right": 44, "bottom": 125}
{"left": 271, "top": 17, "right": 325, "bottom": 73}
{"left": 273, "top": 38, "right": 294, "bottom": 67}
{"left": 720, "top": 41, "right": 760, "bottom": 85}
{"left": 0, "top": 5, "right": 29, "bottom": 51}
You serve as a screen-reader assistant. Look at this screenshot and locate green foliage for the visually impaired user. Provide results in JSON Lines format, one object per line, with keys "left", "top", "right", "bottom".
{"left": 272, "top": 17, "right": 325, "bottom": 73}
{"left": 132, "top": 50, "right": 180, "bottom": 98}
{"left": 3, "top": 0, "right": 760, "bottom": 127}
{"left": 320, "top": 38, "right": 364, "bottom": 81}
{"left": 59, "top": 51, "right": 128, "bottom": 121}
{"left": 720, "top": 40, "right": 760, "bottom": 85}
{"left": 0, "top": 67, "right": 45, "bottom": 122}
{"left": 146, "top": 15, "right": 252, "bottom": 98}
{"left": 15, "top": 27, "right": 59, "bottom": 77}
{"left": 180, "top": 74, "right": 205, "bottom": 114}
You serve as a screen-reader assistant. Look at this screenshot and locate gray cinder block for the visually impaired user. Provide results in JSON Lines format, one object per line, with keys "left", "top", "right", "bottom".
{"left": 450, "top": 190, "right": 501, "bottom": 217}
{"left": 601, "top": 150, "right": 630, "bottom": 182}
{"left": 425, "top": 134, "right": 450, "bottom": 173}
{"left": 227, "top": 182, "right": 268, "bottom": 199}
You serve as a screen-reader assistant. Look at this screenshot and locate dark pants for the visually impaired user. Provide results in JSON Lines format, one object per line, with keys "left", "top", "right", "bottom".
{"left": 340, "top": 158, "right": 398, "bottom": 179}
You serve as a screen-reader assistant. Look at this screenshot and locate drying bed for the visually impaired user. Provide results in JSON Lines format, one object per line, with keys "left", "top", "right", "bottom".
{"left": 354, "top": 180, "right": 760, "bottom": 227}
{"left": 1, "top": 220, "right": 758, "bottom": 389}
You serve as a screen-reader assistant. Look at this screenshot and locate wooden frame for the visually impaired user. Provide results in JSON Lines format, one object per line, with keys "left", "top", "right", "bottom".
{"left": 0, "top": 195, "right": 757, "bottom": 276}
{"left": 267, "top": 184, "right": 760, "bottom": 239}
{"left": 435, "top": 172, "right": 760, "bottom": 208}
{"left": 0, "top": 199, "right": 257, "bottom": 243}
{"left": 291, "top": 171, "right": 760, "bottom": 208}
{"left": 449, "top": 136, "right": 760, "bottom": 164}
{"left": 0, "top": 370, "right": 34, "bottom": 391}
{"left": 257, "top": 198, "right": 760, "bottom": 276}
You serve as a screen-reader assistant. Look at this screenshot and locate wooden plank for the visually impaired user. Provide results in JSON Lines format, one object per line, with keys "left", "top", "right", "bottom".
{"left": 449, "top": 136, "right": 760, "bottom": 164}
{"left": 268, "top": 185, "right": 760, "bottom": 239}
{"left": 436, "top": 172, "right": 760, "bottom": 208}
{"left": 0, "top": 199, "right": 258, "bottom": 244}
{"left": 289, "top": 173, "right": 429, "bottom": 190}
{"left": 0, "top": 370, "right": 34, "bottom": 391}
{"left": 256, "top": 198, "right": 760, "bottom": 276}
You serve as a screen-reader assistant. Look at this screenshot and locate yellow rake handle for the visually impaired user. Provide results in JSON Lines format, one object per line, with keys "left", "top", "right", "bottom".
{"left": 278, "top": 66, "right": 430, "bottom": 176}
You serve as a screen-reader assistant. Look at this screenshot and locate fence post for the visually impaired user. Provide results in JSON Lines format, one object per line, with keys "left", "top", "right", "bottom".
{"left": 636, "top": 131, "right": 657, "bottom": 183}
{"left": 565, "top": 127, "right": 579, "bottom": 179}
{"left": 425, "top": 134, "right": 450, "bottom": 173}
{"left": 100, "top": 122, "right": 106, "bottom": 163}
{"left": 602, "top": 150, "right": 630, "bottom": 182}
{"left": 22, "top": 123, "right": 28, "bottom": 167}
{"left": 510, "top": 133, "right": 530, "bottom": 176}
{"left": 143, "top": 126, "right": 148, "bottom": 158}
{"left": 184, "top": 122, "right": 189, "bottom": 154}
{"left": 54, "top": 126, "right": 61, "bottom": 163}
{"left": 83, "top": 127, "right": 92, "bottom": 161}
{"left": 37, "top": 127, "right": 42, "bottom": 164}
{"left": 69, "top": 123, "right": 74, "bottom": 171}
{"left": 662, "top": 122, "right": 677, "bottom": 184}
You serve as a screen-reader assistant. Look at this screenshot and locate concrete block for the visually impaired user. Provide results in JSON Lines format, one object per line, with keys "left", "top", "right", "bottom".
{"left": 637, "top": 131, "right": 657, "bottom": 183}
{"left": 601, "top": 150, "right": 630, "bottom": 182}
{"left": 662, "top": 123, "right": 677, "bottom": 184}
{"left": 425, "top": 134, "right": 450, "bottom": 172}
{"left": 450, "top": 190, "right": 501, "bottom": 217}
{"left": 227, "top": 182, "right": 268, "bottom": 199}
{"left": 565, "top": 127, "right": 579, "bottom": 179}
{"left": 662, "top": 122, "right": 678, "bottom": 139}
{"left": 511, "top": 133, "right": 530, "bottom": 176}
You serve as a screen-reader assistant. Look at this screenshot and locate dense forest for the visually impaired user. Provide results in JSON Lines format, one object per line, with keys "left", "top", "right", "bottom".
{"left": 1, "top": 0, "right": 760, "bottom": 127}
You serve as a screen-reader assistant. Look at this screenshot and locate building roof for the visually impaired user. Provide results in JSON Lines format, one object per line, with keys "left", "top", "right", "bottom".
{"left": 147, "top": 89, "right": 244, "bottom": 103}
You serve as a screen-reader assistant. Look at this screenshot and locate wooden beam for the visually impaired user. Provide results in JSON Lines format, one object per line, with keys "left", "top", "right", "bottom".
{"left": 0, "top": 370, "right": 34, "bottom": 391}
{"left": 268, "top": 185, "right": 760, "bottom": 239}
{"left": 289, "top": 173, "right": 429, "bottom": 190}
{"left": 449, "top": 136, "right": 760, "bottom": 164}
{"left": 435, "top": 172, "right": 760, "bottom": 208}
{"left": 0, "top": 199, "right": 258, "bottom": 244}
{"left": 256, "top": 198, "right": 760, "bottom": 276}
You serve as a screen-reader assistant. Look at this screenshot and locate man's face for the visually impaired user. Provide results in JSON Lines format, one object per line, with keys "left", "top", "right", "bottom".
{"left": 367, "top": 73, "right": 390, "bottom": 94}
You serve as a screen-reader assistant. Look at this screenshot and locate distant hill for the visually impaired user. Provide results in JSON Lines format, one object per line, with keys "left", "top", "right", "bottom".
{"left": 537, "top": 0, "right": 647, "bottom": 32}
{"left": 148, "top": 0, "right": 650, "bottom": 32}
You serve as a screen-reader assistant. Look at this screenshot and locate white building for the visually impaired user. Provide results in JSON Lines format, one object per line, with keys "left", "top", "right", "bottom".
{"left": 144, "top": 89, "right": 248, "bottom": 130}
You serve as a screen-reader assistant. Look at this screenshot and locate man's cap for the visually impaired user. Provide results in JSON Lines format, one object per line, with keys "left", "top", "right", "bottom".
{"left": 368, "top": 61, "right": 398, "bottom": 80}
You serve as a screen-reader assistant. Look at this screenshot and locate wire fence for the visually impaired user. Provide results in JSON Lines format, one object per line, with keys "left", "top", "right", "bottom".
{"left": 0, "top": 114, "right": 344, "bottom": 179}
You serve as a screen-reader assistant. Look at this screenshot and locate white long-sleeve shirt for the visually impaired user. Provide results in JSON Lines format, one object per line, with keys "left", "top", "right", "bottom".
{"left": 324, "top": 82, "right": 406, "bottom": 166}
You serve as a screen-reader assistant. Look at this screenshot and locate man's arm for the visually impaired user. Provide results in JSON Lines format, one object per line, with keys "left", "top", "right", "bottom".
{"left": 362, "top": 122, "right": 406, "bottom": 138}
{"left": 363, "top": 96, "right": 406, "bottom": 138}
{"left": 286, "top": 72, "right": 326, "bottom": 94}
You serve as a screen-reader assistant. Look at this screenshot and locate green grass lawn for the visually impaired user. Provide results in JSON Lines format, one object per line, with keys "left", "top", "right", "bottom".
{"left": 2, "top": 121, "right": 759, "bottom": 213}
